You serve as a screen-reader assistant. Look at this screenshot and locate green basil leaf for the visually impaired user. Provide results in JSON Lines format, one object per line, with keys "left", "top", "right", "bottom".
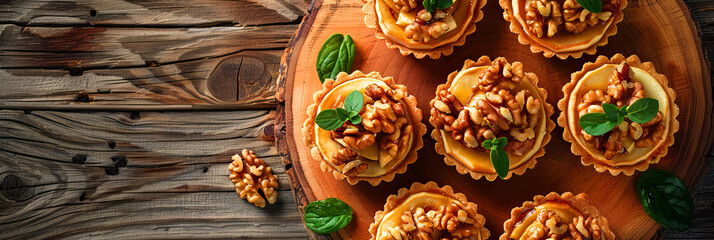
{"left": 494, "top": 137, "right": 507, "bottom": 148}
{"left": 627, "top": 98, "right": 659, "bottom": 123}
{"left": 316, "top": 34, "right": 356, "bottom": 83}
{"left": 343, "top": 90, "right": 364, "bottom": 113}
{"left": 423, "top": 0, "right": 436, "bottom": 12}
{"left": 315, "top": 109, "right": 345, "bottom": 131}
{"left": 349, "top": 115, "right": 362, "bottom": 125}
{"left": 602, "top": 103, "right": 619, "bottom": 122}
{"left": 304, "top": 198, "right": 353, "bottom": 234}
{"left": 618, "top": 105, "right": 628, "bottom": 124}
{"left": 490, "top": 143, "right": 509, "bottom": 179}
{"left": 636, "top": 169, "right": 693, "bottom": 232}
{"left": 336, "top": 108, "right": 350, "bottom": 121}
{"left": 576, "top": 0, "right": 602, "bottom": 13}
{"left": 579, "top": 112, "right": 617, "bottom": 136}
{"left": 481, "top": 139, "right": 493, "bottom": 149}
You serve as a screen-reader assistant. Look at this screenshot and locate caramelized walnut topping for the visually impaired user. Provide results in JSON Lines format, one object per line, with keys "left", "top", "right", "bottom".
{"left": 379, "top": 203, "right": 481, "bottom": 240}
{"left": 525, "top": 0, "right": 618, "bottom": 37}
{"left": 394, "top": 0, "right": 419, "bottom": 13}
{"left": 228, "top": 149, "right": 279, "bottom": 208}
{"left": 521, "top": 209, "right": 605, "bottom": 240}
{"left": 577, "top": 63, "right": 666, "bottom": 159}
{"left": 431, "top": 58, "right": 541, "bottom": 156}
{"left": 329, "top": 83, "right": 414, "bottom": 176}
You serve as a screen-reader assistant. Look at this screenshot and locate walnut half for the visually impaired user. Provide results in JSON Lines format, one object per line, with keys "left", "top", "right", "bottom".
{"left": 228, "top": 149, "right": 279, "bottom": 208}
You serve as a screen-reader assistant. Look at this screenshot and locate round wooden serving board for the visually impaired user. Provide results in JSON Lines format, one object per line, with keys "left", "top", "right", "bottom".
{"left": 276, "top": 0, "right": 713, "bottom": 238}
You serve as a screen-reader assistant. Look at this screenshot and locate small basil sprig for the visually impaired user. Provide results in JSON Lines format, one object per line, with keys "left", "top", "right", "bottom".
{"left": 576, "top": 0, "right": 602, "bottom": 13}
{"left": 316, "top": 33, "right": 356, "bottom": 83}
{"left": 482, "top": 137, "right": 509, "bottom": 179}
{"left": 315, "top": 90, "right": 363, "bottom": 131}
{"left": 636, "top": 169, "right": 693, "bottom": 232}
{"left": 423, "top": 0, "right": 454, "bottom": 12}
{"left": 579, "top": 98, "right": 659, "bottom": 136}
{"left": 304, "top": 198, "right": 353, "bottom": 234}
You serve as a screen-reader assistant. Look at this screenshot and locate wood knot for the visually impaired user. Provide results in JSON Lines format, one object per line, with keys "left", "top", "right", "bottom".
{"left": 207, "top": 55, "right": 268, "bottom": 102}
{"left": 0, "top": 174, "right": 33, "bottom": 202}
{"left": 75, "top": 91, "right": 93, "bottom": 102}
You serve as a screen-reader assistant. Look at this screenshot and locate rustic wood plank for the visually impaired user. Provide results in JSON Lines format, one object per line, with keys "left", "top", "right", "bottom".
{"left": 0, "top": 24, "right": 293, "bottom": 69}
{"left": 0, "top": 50, "right": 282, "bottom": 110}
{"left": 0, "top": 110, "right": 308, "bottom": 239}
{"left": 0, "top": 0, "right": 310, "bottom": 27}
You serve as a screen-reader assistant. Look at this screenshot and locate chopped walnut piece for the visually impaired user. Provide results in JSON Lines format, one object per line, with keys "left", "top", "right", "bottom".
{"left": 521, "top": 209, "right": 604, "bottom": 239}
{"left": 228, "top": 149, "right": 279, "bottom": 208}
{"left": 393, "top": 0, "right": 418, "bottom": 13}
{"left": 431, "top": 58, "right": 541, "bottom": 157}
{"left": 525, "top": 0, "right": 618, "bottom": 37}
{"left": 381, "top": 203, "right": 481, "bottom": 240}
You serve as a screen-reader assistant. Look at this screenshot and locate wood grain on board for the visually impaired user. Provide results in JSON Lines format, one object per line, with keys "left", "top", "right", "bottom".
{"left": 277, "top": 0, "right": 713, "bottom": 239}
{"left": 0, "top": 110, "right": 308, "bottom": 239}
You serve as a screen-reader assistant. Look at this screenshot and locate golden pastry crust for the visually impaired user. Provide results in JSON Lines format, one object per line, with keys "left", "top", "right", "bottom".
{"left": 302, "top": 71, "right": 427, "bottom": 186}
{"left": 363, "top": 0, "right": 487, "bottom": 59}
{"left": 369, "top": 181, "right": 490, "bottom": 240}
{"left": 499, "top": 0, "right": 627, "bottom": 59}
{"left": 557, "top": 54, "right": 679, "bottom": 176}
{"left": 500, "top": 192, "right": 615, "bottom": 240}
{"left": 431, "top": 56, "right": 556, "bottom": 181}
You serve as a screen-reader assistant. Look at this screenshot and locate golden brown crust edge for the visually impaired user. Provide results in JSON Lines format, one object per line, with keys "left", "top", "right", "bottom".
{"left": 430, "top": 56, "right": 556, "bottom": 181}
{"left": 498, "top": 0, "right": 628, "bottom": 59}
{"left": 368, "top": 181, "right": 491, "bottom": 240}
{"left": 363, "top": 0, "right": 487, "bottom": 59}
{"left": 557, "top": 54, "right": 680, "bottom": 176}
{"left": 301, "top": 70, "right": 427, "bottom": 186}
{"left": 500, "top": 192, "right": 615, "bottom": 240}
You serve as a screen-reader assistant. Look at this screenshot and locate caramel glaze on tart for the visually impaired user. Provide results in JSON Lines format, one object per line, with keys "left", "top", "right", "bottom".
{"left": 500, "top": 0, "right": 627, "bottom": 59}
{"left": 558, "top": 54, "right": 679, "bottom": 176}
{"left": 369, "top": 182, "right": 490, "bottom": 240}
{"left": 430, "top": 56, "right": 555, "bottom": 181}
{"left": 363, "top": 0, "right": 487, "bottom": 59}
{"left": 302, "top": 71, "right": 427, "bottom": 186}
{"left": 501, "top": 192, "right": 615, "bottom": 240}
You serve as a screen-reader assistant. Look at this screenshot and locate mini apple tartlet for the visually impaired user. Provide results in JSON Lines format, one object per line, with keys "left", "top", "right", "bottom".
{"left": 500, "top": 0, "right": 627, "bottom": 59}
{"left": 369, "top": 182, "right": 490, "bottom": 239}
{"left": 501, "top": 192, "right": 615, "bottom": 240}
{"left": 302, "top": 71, "right": 426, "bottom": 186}
{"left": 430, "top": 56, "right": 555, "bottom": 181}
{"left": 363, "top": 0, "right": 487, "bottom": 59}
{"left": 558, "top": 54, "right": 679, "bottom": 175}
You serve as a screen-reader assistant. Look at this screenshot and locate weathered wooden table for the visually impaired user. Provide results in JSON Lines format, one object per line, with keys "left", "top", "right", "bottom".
{"left": 0, "top": 0, "right": 711, "bottom": 239}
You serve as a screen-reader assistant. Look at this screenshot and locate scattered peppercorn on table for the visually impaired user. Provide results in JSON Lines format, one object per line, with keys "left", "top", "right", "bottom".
{"left": 0, "top": 0, "right": 712, "bottom": 239}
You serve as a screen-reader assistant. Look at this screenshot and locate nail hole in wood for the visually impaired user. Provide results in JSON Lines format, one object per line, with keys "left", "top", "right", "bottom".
{"left": 23, "top": 110, "right": 31, "bottom": 114}
{"left": 79, "top": 191, "right": 87, "bottom": 201}
{"left": 68, "top": 68, "right": 83, "bottom": 76}
{"left": 105, "top": 167, "right": 119, "bottom": 175}
{"left": 75, "top": 91, "right": 93, "bottom": 102}
{"left": 203, "top": 167, "right": 208, "bottom": 173}
{"left": 111, "top": 155, "right": 127, "bottom": 168}
{"left": 90, "top": 10, "right": 97, "bottom": 17}
{"left": 108, "top": 141, "right": 116, "bottom": 149}
{"left": 285, "top": 163, "right": 293, "bottom": 171}
{"left": 72, "top": 154, "right": 88, "bottom": 164}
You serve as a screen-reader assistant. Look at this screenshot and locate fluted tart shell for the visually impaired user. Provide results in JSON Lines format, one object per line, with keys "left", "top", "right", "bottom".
{"left": 369, "top": 181, "right": 490, "bottom": 240}
{"left": 558, "top": 54, "right": 679, "bottom": 176}
{"left": 430, "top": 56, "right": 556, "bottom": 181}
{"left": 363, "top": 0, "right": 487, "bottom": 59}
{"left": 302, "top": 71, "right": 427, "bottom": 186}
{"left": 499, "top": 0, "right": 627, "bottom": 59}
